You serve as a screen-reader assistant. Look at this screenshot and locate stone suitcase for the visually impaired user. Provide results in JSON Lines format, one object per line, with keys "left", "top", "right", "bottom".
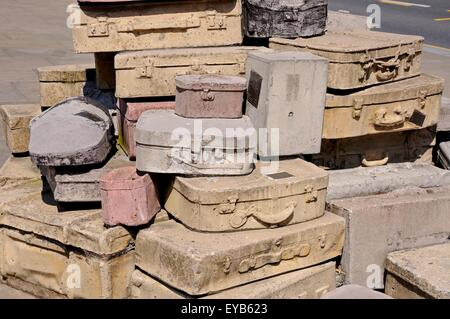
{"left": 175, "top": 75, "right": 246, "bottom": 118}
{"left": 72, "top": 0, "right": 242, "bottom": 53}
{"left": 131, "top": 262, "right": 336, "bottom": 299}
{"left": 29, "top": 97, "right": 115, "bottom": 167}
{"left": 324, "top": 74, "right": 443, "bottom": 139}
{"left": 0, "top": 104, "right": 41, "bottom": 154}
{"left": 328, "top": 186, "right": 450, "bottom": 287}
{"left": 115, "top": 46, "right": 270, "bottom": 98}
{"left": 100, "top": 167, "right": 161, "bottom": 227}
{"left": 269, "top": 30, "right": 423, "bottom": 90}
{"left": 39, "top": 150, "right": 131, "bottom": 203}
{"left": 135, "top": 110, "right": 255, "bottom": 176}
{"left": 95, "top": 53, "right": 116, "bottom": 90}
{"left": 37, "top": 64, "right": 95, "bottom": 108}
{"left": 327, "top": 163, "right": 450, "bottom": 201}
{"left": 385, "top": 244, "right": 450, "bottom": 299}
{"left": 118, "top": 99, "right": 176, "bottom": 159}
{"left": 136, "top": 214, "right": 345, "bottom": 295}
{"left": 307, "top": 127, "right": 435, "bottom": 170}
{"left": 164, "top": 158, "right": 328, "bottom": 232}
{"left": 245, "top": 51, "right": 328, "bottom": 157}
{"left": 437, "top": 142, "right": 450, "bottom": 169}
{"left": 0, "top": 182, "right": 134, "bottom": 299}
{"left": 242, "top": 0, "right": 327, "bottom": 38}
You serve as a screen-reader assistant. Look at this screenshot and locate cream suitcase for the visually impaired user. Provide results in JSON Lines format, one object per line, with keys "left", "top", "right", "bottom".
{"left": 72, "top": 0, "right": 242, "bottom": 53}
{"left": 164, "top": 159, "right": 328, "bottom": 232}
{"left": 307, "top": 127, "right": 435, "bottom": 170}
{"left": 130, "top": 262, "right": 336, "bottom": 299}
{"left": 324, "top": 74, "right": 444, "bottom": 139}
{"left": 115, "top": 46, "right": 270, "bottom": 98}
{"left": 136, "top": 215, "right": 345, "bottom": 295}
{"left": 269, "top": 31, "right": 423, "bottom": 90}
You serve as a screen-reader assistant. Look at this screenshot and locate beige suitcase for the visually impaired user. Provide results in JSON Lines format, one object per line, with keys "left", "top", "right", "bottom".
{"left": 307, "top": 127, "right": 435, "bottom": 170}
{"left": 115, "top": 46, "right": 270, "bottom": 98}
{"left": 269, "top": 30, "right": 423, "bottom": 90}
{"left": 72, "top": 0, "right": 242, "bottom": 53}
{"left": 164, "top": 159, "right": 328, "bottom": 232}
{"left": 324, "top": 74, "right": 444, "bottom": 139}
{"left": 37, "top": 64, "right": 95, "bottom": 108}
{"left": 131, "top": 261, "right": 336, "bottom": 299}
{"left": 136, "top": 214, "right": 345, "bottom": 295}
{"left": 0, "top": 181, "right": 134, "bottom": 299}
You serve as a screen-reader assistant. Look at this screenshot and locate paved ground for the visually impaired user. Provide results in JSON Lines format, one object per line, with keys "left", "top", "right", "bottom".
{"left": 0, "top": 283, "right": 36, "bottom": 299}
{"left": 329, "top": 0, "right": 450, "bottom": 48}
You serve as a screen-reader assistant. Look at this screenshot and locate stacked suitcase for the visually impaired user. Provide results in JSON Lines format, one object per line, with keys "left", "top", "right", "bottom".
{"left": 270, "top": 30, "right": 444, "bottom": 169}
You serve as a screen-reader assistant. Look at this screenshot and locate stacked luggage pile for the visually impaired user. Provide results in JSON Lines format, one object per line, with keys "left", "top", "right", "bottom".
{"left": 0, "top": 0, "right": 449, "bottom": 299}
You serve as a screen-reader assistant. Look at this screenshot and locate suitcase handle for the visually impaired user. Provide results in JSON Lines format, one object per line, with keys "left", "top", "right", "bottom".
{"left": 374, "top": 107, "right": 407, "bottom": 129}
{"left": 230, "top": 201, "right": 297, "bottom": 229}
{"left": 168, "top": 153, "right": 249, "bottom": 170}
{"left": 362, "top": 155, "right": 389, "bottom": 167}
{"left": 117, "top": 17, "right": 201, "bottom": 32}
{"left": 201, "top": 89, "right": 215, "bottom": 102}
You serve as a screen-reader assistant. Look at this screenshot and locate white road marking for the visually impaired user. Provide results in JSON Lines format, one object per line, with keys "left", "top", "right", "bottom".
{"left": 379, "top": 0, "right": 431, "bottom": 8}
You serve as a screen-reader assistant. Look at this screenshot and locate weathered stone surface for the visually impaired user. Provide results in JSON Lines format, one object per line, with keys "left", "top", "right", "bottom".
{"left": 0, "top": 156, "right": 40, "bottom": 185}
{"left": 29, "top": 97, "right": 115, "bottom": 167}
{"left": 242, "top": 0, "right": 327, "bottom": 38}
{"left": 328, "top": 186, "right": 450, "bottom": 287}
{"left": 37, "top": 64, "right": 95, "bottom": 108}
{"left": 246, "top": 51, "right": 328, "bottom": 157}
{"left": 0, "top": 228, "right": 135, "bottom": 299}
{"left": 437, "top": 97, "right": 450, "bottom": 132}
{"left": 164, "top": 158, "right": 328, "bottom": 232}
{"left": 327, "top": 163, "right": 450, "bottom": 200}
{"left": 385, "top": 243, "right": 450, "bottom": 299}
{"left": 437, "top": 141, "right": 450, "bottom": 170}
{"left": 40, "top": 150, "right": 131, "bottom": 202}
{"left": 136, "top": 214, "right": 345, "bottom": 295}
{"left": 0, "top": 104, "right": 41, "bottom": 154}
{"left": 326, "top": 11, "right": 369, "bottom": 32}
{"left": 135, "top": 110, "right": 255, "bottom": 176}
{"left": 131, "top": 261, "right": 336, "bottom": 299}
{"left": 321, "top": 284, "right": 392, "bottom": 299}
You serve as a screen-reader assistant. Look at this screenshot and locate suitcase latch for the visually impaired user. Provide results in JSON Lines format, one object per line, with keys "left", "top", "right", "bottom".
{"left": 284, "top": 9, "right": 299, "bottom": 22}
{"left": 418, "top": 89, "right": 428, "bottom": 109}
{"left": 305, "top": 185, "right": 318, "bottom": 203}
{"left": 136, "top": 58, "right": 154, "bottom": 78}
{"left": 206, "top": 11, "right": 226, "bottom": 30}
{"left": 352, "top": 97, "right": 364, "bottom": 120}
{"left": 87, "top": 17, "right": 109, "bottom": 37}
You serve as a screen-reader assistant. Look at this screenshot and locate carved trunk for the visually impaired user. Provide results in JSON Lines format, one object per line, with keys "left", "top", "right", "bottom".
{"left": 242, "top": 0, "right": 328, "bottom": 38}
{"left": 115, "top": 46, "right": 270, "bottom": 98}
{"left": 269, "top": 30, "right": 423, "bottom": 90}
{"left": 164, "top": 158, "right": 328, "bottom": 232}
{"left": 324, "top": 74, "right": 443, "bottom": 139}
{"left": 136, "top": 214, "right": 345, "bottom": 295}
{"left": 72, "top": 0, "right": 243, "bottom": 53}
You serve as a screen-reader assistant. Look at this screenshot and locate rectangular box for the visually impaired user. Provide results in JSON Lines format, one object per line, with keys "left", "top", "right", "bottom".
{"left": 136, "top": 214, "right": 345, "bottom": 295}
{"left": 270, "top": 30, "right": 423, "bottom": 90}
{"left": 324, "top": 74, "right": 443, "bottom": 139}
{"left": 242, "top": 0, "right": 327, "bottom": 38}
{"left": 131, "top": 261, "right": 336, "bottom": 299}
{"left": 328, "top": 186, "right": 450, "bottom": 287}
{"left": 72, "top": 0, "right": 242, "bottom": 53}
{"left": 164, "top": 158, "right": 328, "bottom": 232}
{"left": 0, "top": 104, "right": 41, "bottom": 154}
{"left": 37, "top": 64, "right": 95, "bottom": 108}
{"left": 245, "top": 51, "right": 328, "bottom": 157}
{"left": 307, "top": 127, "right": 435, "bottom": 170}
{"left": 115, "top": 46, "right": 270, "bottom": 98}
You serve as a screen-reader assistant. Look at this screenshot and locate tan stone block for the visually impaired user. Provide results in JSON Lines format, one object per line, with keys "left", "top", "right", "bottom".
{"left": 0, "top": 104, "right": 41, "bottom": 153}
{"left": 136, "top": 214, "right": 345, "bottom": 295}
{"left": 131, "top": 262, "right": 336, "bottom": 299}
{"left": 0, "top": 156, "right": 41, "bottom": 186}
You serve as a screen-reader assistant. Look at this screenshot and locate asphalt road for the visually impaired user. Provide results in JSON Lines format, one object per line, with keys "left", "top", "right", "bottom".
{"left": 329, "top": 0, "right": 450, "bottom": 48}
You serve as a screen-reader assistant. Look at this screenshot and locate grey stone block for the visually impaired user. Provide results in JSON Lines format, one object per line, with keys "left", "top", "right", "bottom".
{"left": 321, "top": 284, "right": 392, "bottom": 299}
{"left": 327, "top": 163, "right": 450, "bottom": 200}
{"left": 328, "top": 186, "right": 450, "bottom": 287}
